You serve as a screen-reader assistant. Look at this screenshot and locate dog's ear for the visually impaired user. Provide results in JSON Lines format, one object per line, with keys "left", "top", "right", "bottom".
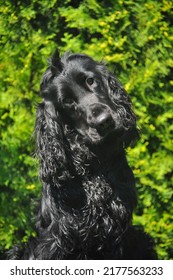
{"left": 35, "top": 51, "right": 72, "bottom": 185}
{"left": 39, "top": 49, "right": 63, "bottom": 125}
{"left": 50, "top": 49, "right": 64, "bottom": 75}
{"left": 34, "top": 98, "right": 68, "bottom": 230}
{"left": 107, "top": 73, "right": 125, "bottom": 97}
{"left": 41, "top": 87, "right": 58, "bottom": 119}
{"left": 39, "top": 50, "right": 63, "bottom": 119}
{"left": 35, "top": 101, "right": 71, "bottom": 183}
{"left": 107, "top": 73, "right": 140, "bottom": 146}
{"left": 40, "top": 49, "right": 64, "bottom": 92}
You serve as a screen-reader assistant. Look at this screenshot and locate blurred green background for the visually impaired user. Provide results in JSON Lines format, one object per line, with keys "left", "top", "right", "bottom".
{"left": 0, "top": 0, "right": 173, "bottom": 259}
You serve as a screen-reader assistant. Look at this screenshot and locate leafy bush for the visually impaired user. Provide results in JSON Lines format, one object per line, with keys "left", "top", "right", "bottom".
{"left": 0, "top": 0, "right": 172, "bottom": 259}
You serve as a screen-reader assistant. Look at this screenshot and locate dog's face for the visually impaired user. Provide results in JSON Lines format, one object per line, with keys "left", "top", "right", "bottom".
{"left": 41, "top": 52, "right": 138, "bottom": 147}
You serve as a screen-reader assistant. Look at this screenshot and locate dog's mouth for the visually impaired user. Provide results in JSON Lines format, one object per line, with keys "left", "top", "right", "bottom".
{"left": 85, "top": 112, "right": 118, "bottom": 144}
{"left": 75, "top": 110, "right": 137, "bottom": 147}
{"left": 85, "top": 124, "right": 123, "bottom": 146}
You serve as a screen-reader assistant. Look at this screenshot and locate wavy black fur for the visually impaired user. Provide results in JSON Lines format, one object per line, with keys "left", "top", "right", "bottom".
{"left": 8, "top": 50, "right": 156, "bottom": 260}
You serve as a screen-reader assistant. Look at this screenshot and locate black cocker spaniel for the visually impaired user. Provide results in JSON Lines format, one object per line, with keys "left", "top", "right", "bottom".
{"left": 10, "top": 50, "right": 156, "bottom": 260}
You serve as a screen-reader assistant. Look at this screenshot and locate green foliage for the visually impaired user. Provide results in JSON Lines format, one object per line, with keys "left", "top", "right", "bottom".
{"left": 0, "top": 0, "right": 172, "bottom": 259}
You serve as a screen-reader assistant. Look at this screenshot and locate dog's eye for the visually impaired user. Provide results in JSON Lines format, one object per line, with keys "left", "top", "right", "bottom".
{"left": 63, "top": 98, "right": 74, "bottom": 105}
{"left": 86, "top": 77, "right": 94, "bottom": 86}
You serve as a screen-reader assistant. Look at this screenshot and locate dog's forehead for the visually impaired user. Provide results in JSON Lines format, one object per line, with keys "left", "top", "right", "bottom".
{"left": 65, "top": 57, "right": 97, "bottom": 76}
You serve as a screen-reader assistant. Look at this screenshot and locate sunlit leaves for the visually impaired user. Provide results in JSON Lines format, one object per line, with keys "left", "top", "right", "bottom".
{"left": 0, "top": 0, "right": 172, "bottom": 259}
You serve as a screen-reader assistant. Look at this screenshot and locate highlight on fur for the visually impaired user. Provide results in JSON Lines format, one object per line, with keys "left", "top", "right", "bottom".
{"left": 8, "top": 50, "right": 156, "bottom": 260}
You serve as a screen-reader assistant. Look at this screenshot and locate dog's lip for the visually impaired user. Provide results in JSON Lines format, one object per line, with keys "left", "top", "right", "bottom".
{"left": 96, "top": 124, "right": 115, "bottom": 137}
{"left": 102, "top": 127, "right": 123, "bottom": 140}
{"left": 88, "top": 126, "right": 123, "bottom": 146}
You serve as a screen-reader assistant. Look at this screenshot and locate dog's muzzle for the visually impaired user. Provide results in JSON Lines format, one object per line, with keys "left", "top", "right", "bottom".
{"left": 95, "top": 112, "right": 115, "bottom": 135}
{"left": 87, "top": 104, "right": 115, "bottom": 136}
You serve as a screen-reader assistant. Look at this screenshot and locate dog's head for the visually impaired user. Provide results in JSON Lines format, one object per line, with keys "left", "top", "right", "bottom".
{"left": 40, "top": 50, "right": 138, "bottom": 149}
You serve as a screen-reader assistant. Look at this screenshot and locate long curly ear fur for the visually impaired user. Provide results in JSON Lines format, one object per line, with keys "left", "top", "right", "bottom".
{"left": 107, "top": 73, "right": 139, "bottom": 147}
{"left": 35, "top": 50, "right": 73, "bottom": 184}
{"left": 34, "top": 50, "right": 77, "bottom": 232}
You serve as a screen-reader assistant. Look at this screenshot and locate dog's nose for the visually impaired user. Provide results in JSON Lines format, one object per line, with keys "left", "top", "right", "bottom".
{"left": 96, "top": 113, "right": 114, "bottom": 135}
{"left": 88, "top": 104, "right": 115, "bottom": 135}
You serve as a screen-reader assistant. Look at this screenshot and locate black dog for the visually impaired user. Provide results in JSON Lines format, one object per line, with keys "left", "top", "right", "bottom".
{"left": 10, "top": 50, "right": 156, "bottom": 259}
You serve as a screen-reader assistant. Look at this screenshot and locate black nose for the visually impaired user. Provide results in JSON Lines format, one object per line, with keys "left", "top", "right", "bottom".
{"left": 96, "top": 113, "right": 114, "bottom": 135}
{"left": 88, "top": 104, "right": 115, "bottom": 135}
